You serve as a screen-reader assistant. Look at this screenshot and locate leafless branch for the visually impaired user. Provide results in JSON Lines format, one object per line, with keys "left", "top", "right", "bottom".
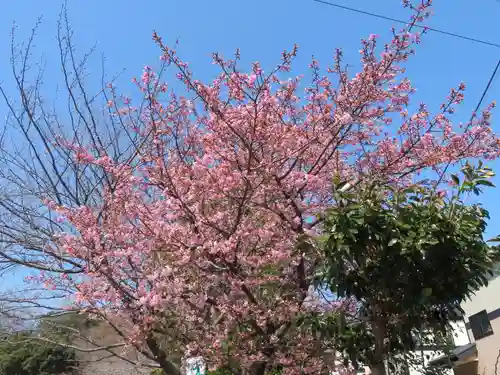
{"left": 0, "top": 5, "right": 182, "bottom": 374}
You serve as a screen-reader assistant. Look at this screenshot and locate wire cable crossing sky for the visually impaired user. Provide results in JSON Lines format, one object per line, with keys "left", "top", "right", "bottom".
{"left": 312, "top": 0, "right": 500, "bottom": 49}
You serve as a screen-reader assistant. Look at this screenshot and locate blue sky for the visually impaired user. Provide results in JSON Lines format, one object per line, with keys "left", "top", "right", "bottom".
{"left": 0, "top": 0, "right": 499, "bottom": 288}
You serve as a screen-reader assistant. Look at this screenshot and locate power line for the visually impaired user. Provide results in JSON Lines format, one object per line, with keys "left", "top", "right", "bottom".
{"left": 470, "top": 59, "right": 500, "bottom": 121}
{"left": 312, "top": 0, "right": 500, "bottom": 182}
{"left": 312, "top": 0, "right": 500, "bottom": 49}
{"left": 444, "top": 58, "right": 500, "bottom": 174}
{"left": 312, "top": 0, "right": 500, "bottom": 114}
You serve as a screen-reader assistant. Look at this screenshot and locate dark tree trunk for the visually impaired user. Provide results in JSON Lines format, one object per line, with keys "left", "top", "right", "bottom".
{"left": 371, "top": 316, "right": 387, "bottom": 375}
{"left": 246, "top": 361, "right": 267, "bottom": 375}
{"left": 370, "top": 361, "right": 387, "bottom": 375}
{"left": 146, "top": 336, "right": 181, "bottom": 375}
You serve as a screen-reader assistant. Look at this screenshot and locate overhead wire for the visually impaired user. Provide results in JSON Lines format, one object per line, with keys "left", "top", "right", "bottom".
{"left": 312, "top": 0, "right": 500, "bottom": 181}
{"left": 311, "top": 0, "right": 500, "bottom": 121}
{"left": 470, "top": 59, "right": 500, "bottom": 122}
{"left": 312, "top": 0, "right": 500, "bottom": 49}
{"left": 312, "top": 0, "right": 500, "bottom": 124}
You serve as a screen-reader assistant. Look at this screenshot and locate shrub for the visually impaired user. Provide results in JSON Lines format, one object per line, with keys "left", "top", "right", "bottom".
{"left": 0, "top": 333, "right": 77, "bottom": 375}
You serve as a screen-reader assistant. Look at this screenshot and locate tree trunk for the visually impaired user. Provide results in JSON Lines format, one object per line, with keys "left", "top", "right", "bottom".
{"left": 371, "top": 315, "right": 387, "bottom": 375}
{"left": 146, "top": 336, "right": 181, "bottom": 375}
{"left": 245, "top": 361, "right": 267, "bottom": 375}
{"left": 370, "top": 361, "right": 387, "bottom": 375}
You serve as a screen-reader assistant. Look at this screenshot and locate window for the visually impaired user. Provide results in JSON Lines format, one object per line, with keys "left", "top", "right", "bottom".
{"left": 469, "top": 310, "right": 493, "bottom": 340}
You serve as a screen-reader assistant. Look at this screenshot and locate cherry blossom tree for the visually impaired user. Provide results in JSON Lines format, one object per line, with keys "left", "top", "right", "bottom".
{"left": 2, "top": 1, "right": 500, "bottom": 375}
{"left": 0, "top": 6, "right": 174, "bottom": 371}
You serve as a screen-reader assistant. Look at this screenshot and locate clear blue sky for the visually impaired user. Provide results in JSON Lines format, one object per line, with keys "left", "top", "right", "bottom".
{"left": 0, "top": 0, "right": 499, "bottom": 264}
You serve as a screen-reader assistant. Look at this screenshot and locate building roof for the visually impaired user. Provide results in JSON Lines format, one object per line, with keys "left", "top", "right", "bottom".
{"left": 428, "top": 343, "right": 477, "bottom": 368}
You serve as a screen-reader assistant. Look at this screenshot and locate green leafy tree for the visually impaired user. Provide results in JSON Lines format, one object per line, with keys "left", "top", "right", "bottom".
{"left": 0, "top": 312, "right": 98, "bottom": 375}
{"left": 315, "top": 163, "right": 500, "bottom": 375}
{"left": 0, "top": 332, "right": 76, "bottom": 375}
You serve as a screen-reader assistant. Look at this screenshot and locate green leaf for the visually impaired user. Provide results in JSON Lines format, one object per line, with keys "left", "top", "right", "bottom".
{"left": 422, "top": 288, "right": 432, "bottom": 297}
{"left": 332, "top": 174, "right": 342, "bottom": 186}
{"left": 336, "top": 180, "right": 349, "bottom": 190}
{"left": 451, "top": 174, "right": 460, "bottom": 186}
{"left": 317, "top": 172, "right": 497, "bottom": 364}
{"left": 346, "top": 204, "right": 362, "bottom": 211}
{"left": 476, "top": 179, "right": 495, "bottom": 187}
{"left": 388, "top": 238, "right": 399, "bottom": 247}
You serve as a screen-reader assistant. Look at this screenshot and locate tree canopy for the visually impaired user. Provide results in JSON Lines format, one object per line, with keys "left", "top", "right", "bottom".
{"left": 0, "top": 1, "right": 499, "bottom": 375}
{"left": 0, "top": 332, "right": 76, "bottom": 375}
{"left": 315, "top": 162, "right": 500, "bottom": 374}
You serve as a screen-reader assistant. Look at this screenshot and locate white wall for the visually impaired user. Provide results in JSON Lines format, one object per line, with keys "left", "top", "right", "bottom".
{"left": 449, "top": 320, "right": 470, "bottom": 346}
{"left": 404, "top": 321, "right": 469, "bottom": 375}
{"left": 462, "top": 274, "right": 500, "bottom": 318}
{"left": 406, "top": 349, "right": 453, "bottom": 375}
{"left": 460, "top": 272, "right": 500, "bottom": 374}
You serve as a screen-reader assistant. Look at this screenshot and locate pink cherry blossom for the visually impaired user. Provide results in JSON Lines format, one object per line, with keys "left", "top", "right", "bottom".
{"left": 39, "top": 2, "right": 500, "bottom": 374}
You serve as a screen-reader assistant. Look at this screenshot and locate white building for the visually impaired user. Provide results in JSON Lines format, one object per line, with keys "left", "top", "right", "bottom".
{"left": 407, "top": 271, "right": 500, "bottom": 375}
{"left": 328, "top": 318, "right": 470, "bottom": 375}
{"left": 407, "top": 320, "right": 472, "bottom": 375}
{"left": 457, "top": 271, "right": 500, "bottom": 375}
